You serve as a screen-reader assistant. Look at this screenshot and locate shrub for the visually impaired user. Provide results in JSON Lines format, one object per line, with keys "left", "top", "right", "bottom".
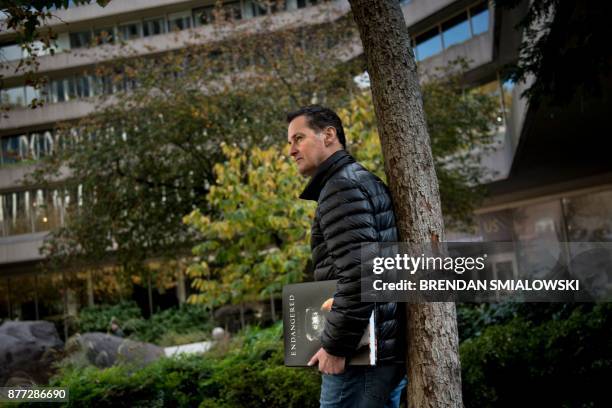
{"left": 46, "top": 323, "right": 320, "bottom": 408}
{"left": 77, "top": 301, "right": 142, "bottom": 333}
{"left": 461, "top": 303, "right": 612, "bottom": 407}
{"left": 75, "top": 302, "right": 214, "bottom": 345}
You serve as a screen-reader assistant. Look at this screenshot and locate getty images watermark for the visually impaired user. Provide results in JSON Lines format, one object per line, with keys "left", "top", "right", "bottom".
{"left": 360, "top": 242, "right": 612, "bottom": 302}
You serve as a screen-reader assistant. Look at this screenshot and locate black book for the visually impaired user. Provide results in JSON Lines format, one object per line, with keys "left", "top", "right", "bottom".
{"left": 282, "top": 280, "right": 376, "bottom": 366}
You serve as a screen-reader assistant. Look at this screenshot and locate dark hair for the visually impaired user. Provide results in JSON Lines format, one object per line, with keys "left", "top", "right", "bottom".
{"left": 286, "top": 105, "right": 346, "bottom": 149}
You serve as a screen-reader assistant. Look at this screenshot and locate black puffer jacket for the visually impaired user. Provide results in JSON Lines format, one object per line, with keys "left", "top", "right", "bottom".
{"left": 300, "top": 150, "right": 405, "bottom": 363}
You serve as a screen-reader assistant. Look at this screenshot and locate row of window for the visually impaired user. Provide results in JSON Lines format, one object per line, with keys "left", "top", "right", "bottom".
{"left": 0, "top": 187, "right": 78, "bottom": 237}
{"left": 0, "top": 130, "right": 67, "bottom": 165}
{"left": 0, "top": 1, "right": 320, "bottom": 62}
{"left": 412, "top": 1, "right": 489, "bottom": 62}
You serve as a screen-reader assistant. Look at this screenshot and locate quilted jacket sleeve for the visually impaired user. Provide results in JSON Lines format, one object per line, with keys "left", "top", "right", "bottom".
{"left": 318, "top": 176, "right": 378, "bottom": 357}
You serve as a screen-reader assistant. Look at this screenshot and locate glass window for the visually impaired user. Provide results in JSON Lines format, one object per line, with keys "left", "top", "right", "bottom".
{"left": 470, "top": 2, "right": 489, "bottom": 35}
{"left": 0, "top": 43, "right": 23, "bottom": 61}
{"left": 442, "top": 11, "right": 470, "bottom": 48}
{"left": 224, "top": 2, "right": 242, "bottom": 20}
{"left": 69, "top": 31, "right": 92, "bottom": 48}
{"left": 415, "top": 27, "right": 442, "bottom": 61}
{"left": 143, "top": 17, "right": 166, "bottom": 36}
{"left": 75, "top": 76, "right": 91, "bottom": 98}
{"left": 168, "top": 12, "right": 192, "bottom": 31}
{"left": 1, "top": 87, "right": 26, "bottom": 107}
{"left": 25, "top": 86, "right": 41, "bottom": 105}
{"left": 249, "top": 0, "right": 269, "bottom": 17}
{"left": 564, "top": 190, "right": 612, "bottom": 242}
{"left": 193, "top": 6, "right": 215, "bottom": 26}
{"left": 65, "top": 77, "right": 77, "bottom": 100}
{"left": 512, "top": 200, "right": 566, "bottom": 279}
{"left": 1, "top": 136, "right": 21, "bottom": 164}
{"left": 119, "top": 22, "right": 142, "bottom": 41}
{"left": 54, "top": 79, "right": 66, "bottom": 103}
{"left": 93, "top": 27, "right": 115, "bottom": 45}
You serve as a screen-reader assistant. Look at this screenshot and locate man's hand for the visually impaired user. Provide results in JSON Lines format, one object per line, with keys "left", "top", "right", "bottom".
{"left": 308, "top": 347, "right": 346, "bottom": 375}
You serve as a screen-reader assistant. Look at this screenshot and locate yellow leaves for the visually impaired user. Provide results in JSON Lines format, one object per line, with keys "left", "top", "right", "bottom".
{"left": 182, "top": 209, "right": 210, "bottom": 233}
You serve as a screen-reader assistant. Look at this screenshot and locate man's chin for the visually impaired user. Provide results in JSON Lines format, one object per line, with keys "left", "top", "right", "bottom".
{"left": 298, "top": 167, "right": 315, "bottom": 177}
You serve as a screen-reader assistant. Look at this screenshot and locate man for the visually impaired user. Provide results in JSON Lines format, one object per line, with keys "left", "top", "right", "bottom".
{"left": 287, "top": 106, "right": 406, "bottom": 407}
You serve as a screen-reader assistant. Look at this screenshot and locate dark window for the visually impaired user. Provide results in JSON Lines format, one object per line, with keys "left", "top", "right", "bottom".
{"left": 69, "top": 31, "right": 92, "bottom": 48}
{"left": 143, "top": 18, "right": 166, "bottom": 36}
{"left": 93, "top": 27, "right": 114, "bottom": 45}
{"left": 415, "top": 27, "right": 442, "bottom": 61}
{"left": 442, "top": 11, "right": 470, "bottom": 48}
{"left": 168, "top": 16, "right": 192, "bottom": 31}
{"left": 119, "top": 23, "right": 141, "bottom": 41}
{"left": 470, "top": 1, "right": 489, "bottom": 35}
{"left": 194, "top": 6, "right": 215, "bottom": 26}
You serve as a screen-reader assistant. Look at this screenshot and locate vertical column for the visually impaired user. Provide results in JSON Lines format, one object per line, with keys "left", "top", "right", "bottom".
{"left": 34, "top": 273, "right": 40, "bottom": 320}
{"left": 86, "top": 270, "right": 95, "bottom": 307}
{"left": 176, "top": 267, "right": 186, "bottom": 305}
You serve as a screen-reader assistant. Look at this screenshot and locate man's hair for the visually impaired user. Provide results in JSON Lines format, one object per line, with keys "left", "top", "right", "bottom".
{"left": 286, "top": 105, "right": 346, "bottom": 149}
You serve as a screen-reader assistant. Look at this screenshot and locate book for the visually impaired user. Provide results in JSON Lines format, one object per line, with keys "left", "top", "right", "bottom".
{"left": 282, "top": 280, "right": 376, "bottom": 366}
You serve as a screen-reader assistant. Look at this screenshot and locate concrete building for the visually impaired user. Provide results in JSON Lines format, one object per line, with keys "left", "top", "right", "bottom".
{"left": 1, "top": 0, "right": 609, "bottom": 320}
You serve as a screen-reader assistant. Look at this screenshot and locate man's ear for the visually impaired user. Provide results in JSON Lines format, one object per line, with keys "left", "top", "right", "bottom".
{"left": 323, "top": 126, "right": 337, "bottom": 147}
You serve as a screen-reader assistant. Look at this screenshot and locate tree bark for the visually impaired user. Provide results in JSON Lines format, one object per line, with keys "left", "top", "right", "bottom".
{"left": 348, "top": 1, "right": 463, "bottom": 407}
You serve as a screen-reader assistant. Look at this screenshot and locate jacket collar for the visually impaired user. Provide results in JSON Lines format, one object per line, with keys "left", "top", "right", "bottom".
{"left": 299, "top": 150, "right": 355, "bottom": 201}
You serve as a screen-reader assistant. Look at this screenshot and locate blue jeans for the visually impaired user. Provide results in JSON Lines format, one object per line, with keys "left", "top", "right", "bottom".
{"left": 320, "top": 364, "right": 406, "bottom": 408}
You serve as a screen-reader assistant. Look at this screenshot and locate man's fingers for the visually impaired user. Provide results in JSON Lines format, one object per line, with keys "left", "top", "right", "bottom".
{"left": 307, "top": 352, "right": 319, "bottom": 367}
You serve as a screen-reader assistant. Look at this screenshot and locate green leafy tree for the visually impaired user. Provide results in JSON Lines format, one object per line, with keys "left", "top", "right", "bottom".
{"left": 345, "top": 63, "right": 499, "bottom": 229}
{"left": 25, "top": 9, "right": 360, "bottom": 306}
{"left": 183, "top": 143, "right": 315, "bottom": 319}
{"left": 184, "top": 66, "right": 498, "bottom": 317}
{"left": 494, "top": 0, "right": 612, "bottom": 105}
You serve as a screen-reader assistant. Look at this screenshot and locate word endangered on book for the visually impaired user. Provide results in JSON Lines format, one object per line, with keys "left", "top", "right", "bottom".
{"left": 282, "top": 280, "right": 375, "bottom": 367}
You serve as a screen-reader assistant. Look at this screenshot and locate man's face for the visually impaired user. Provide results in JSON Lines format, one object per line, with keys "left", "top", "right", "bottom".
{"left": 287, "top": 115, "right": 327, "bottom": 177}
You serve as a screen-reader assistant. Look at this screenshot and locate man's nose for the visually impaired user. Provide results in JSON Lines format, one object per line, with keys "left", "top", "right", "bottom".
{"left": 290, "top": 143, "right": 298, "bottom": 157}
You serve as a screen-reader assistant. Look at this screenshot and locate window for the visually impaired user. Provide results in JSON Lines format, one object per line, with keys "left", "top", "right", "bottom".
{"left": 0, "top": 87, "right": 26, "bottom": 107}
{"left": 168, "top": 12, "right": 192, "bottom": 31}
{"left": 249, "top": 0, "right": 270, "bottom": 17}
{"left": 143, "top": 17, "right": 166, "bottom": 36}
{"left": 470, "top": 2, "right": 489, "bottom": 36}
{"left": 65, "top": 77, "right": 78, "bottom": 101}
{"left": 75, "top": 76, "right": 92, "bottom": 98}
{"left": 0, "top": 43, "right": 22, "bottom": 61}
{"left": 93, "top": 27, "right": 115, "bottom": 45}
{"left": 411, "top": 2, "right": 490, "bottom": 61}
{"left": 415, "top": 27, "right": 442, "bottom": 61}
{"left": 194, "top": 2, "right": 242, "bottom": 25}
{"left": 25, "top": 86, "right": 40, "bottom": 105}
{"left": 119, "top": 22, "right": 142, "bottom": 41}
{"left": 297, "top": 0, "right": 307, "bottom": 8}
{"left": 69, "top": 31, "right": 92, "bottom": 48}
{"left": 193, "top": 6, "right": 215, "bottom": 26}
{"left": 442, "top": 11, "right": 470, "bottom": 48}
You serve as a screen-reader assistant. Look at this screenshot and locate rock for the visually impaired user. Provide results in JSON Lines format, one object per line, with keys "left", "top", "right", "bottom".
{"left": 212, "top": 327, "right": 226, "bottom": 341}
{"left": 0, "top": 321, "right": 64, "bottom": 386}
{"left": 214, "top": 302, "right": 263, "bottom": 332}
{"left": 66, "top": 332, "right": 164, "bottom": 368}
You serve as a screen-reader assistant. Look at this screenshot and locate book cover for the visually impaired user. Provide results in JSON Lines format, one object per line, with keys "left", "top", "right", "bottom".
{"left": 282, "top": 280, "right": 376, "bottom": 367}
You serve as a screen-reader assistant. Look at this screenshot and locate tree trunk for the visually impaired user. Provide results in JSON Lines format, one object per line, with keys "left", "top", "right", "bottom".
{"left": 239, "top": 303, "right": 246, "bottom": 330}
{"left": 147, "top": 271, "right": 154, "bottom": 317}
{"left": 348, "top": 1, "right": 463, "bottom": 407}
{"left": 86, "top": 270, "right": 95, "bottom": 307}
{"left": 270, "top": 292, "right": 276, "bottom": 322}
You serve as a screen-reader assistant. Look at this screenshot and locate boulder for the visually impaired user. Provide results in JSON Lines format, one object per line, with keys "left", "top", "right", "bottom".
{"left": 66, "top": 332, "right": 164, "bottom": 368}
{"left": 0, "top": 320, "right": 64, "bottom": 386}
